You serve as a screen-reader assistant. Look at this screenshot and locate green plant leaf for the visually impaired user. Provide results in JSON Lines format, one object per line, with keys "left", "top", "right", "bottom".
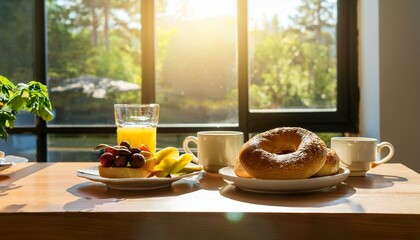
{"left": 0, "top": 75, "right": 54, "bottom": 141}
{"left": 0, "top": 76, "right": 15, "bottom": 96}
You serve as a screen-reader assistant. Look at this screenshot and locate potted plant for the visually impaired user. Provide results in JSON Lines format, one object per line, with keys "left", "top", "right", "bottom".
{"left": 0, "top": 75, "right": 53, "bottom": 141}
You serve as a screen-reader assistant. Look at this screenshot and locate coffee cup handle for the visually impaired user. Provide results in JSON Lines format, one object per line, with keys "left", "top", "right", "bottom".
{"left": 182, "top": 136, "right": 199, "bottom": 164}
{"left": 372, "top": 142, "right": 395, "bottom": 168}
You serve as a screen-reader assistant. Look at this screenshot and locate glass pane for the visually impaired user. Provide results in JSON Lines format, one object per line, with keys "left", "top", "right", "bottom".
{"left": 249, "top": 0, "right": 338, "bottom": 111}
{"left": 48, "top": 134, "right": 116, "bottom": 162}
{"left": 155, "top": 0, "right": 238, "bottom": 125}
{"left": 157, "top": 133, "right": 195, "bottom": 153}
{"left": 48, "top": 133, "right": 193, "bottom": 162}
{"left": 0, "top": 0, "right": 36, "bottom": 126}
{"left": 0, "top": 135, "right": 37, "bottom": 161}
{"left": 47, "top": 0, "right": 142, "bottom": 125}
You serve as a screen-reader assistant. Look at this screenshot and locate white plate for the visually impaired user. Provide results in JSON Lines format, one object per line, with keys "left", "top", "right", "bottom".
{"left": 0, "top": 155, "right": 29, "bottom": 172}
{"left": 77, "top": 166, "right": 202, "bottom": 190}
{"left": 219, "top": 166, "right": 350, "bottom": 193}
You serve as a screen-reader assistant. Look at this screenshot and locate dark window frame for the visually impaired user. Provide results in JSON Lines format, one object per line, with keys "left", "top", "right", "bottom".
{"left": 9, "top": 0, "right": 358, "bottom": 161}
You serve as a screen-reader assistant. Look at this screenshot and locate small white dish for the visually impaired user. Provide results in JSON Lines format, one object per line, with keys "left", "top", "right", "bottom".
{"left": 0, "top": 155, "right": 29, "bottom": 172}
{"left": 77, "top": 166, "right": 202, "bottom": 190}
{"left": 219, "top": 166, "right": 350, "bottom": 193}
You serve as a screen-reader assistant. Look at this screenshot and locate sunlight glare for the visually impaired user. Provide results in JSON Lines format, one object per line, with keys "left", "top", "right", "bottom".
{"left": 164, "top": 0, "right": 236, "bottom": 19}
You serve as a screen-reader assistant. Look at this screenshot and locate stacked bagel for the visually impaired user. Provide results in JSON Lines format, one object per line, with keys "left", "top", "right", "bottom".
{"left": 234, "top": 127, "right": 340, "bottom": 180}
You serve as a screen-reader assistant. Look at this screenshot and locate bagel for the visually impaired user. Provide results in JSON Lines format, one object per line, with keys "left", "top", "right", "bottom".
{"left": 234, "top": 127, "right": 327, "bottom": 180}
{"left": 312, "top": 149, "right": 340, "bottom": 177}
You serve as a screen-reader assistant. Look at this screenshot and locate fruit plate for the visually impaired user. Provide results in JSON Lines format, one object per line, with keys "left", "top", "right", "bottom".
{"left": 77, "top": 166, "right": 202, "bottom": 190}
{"left": 0, "top": 155, "right": 29, "bottom": 172}
{"left": 219, "top": 166, "right": 350, "bottom": 194}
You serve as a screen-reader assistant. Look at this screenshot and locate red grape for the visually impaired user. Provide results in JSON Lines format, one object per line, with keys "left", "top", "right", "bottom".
{"left": 105, "top": 147, "right": 117, "bottom": 155}
{"left": 114, "top": 155, "right": 129, "bottom": 167}
{"left": 119, "top": 140, "right": 131, "bottom": 149}
{"left": 130, "top": 153, "right": 145, "bottom": 168}
{"left": 99, "top": 152, "right": 114, "bottom": 167}
{"left": 130, "top": 147, "right": 141, "bottom": 155}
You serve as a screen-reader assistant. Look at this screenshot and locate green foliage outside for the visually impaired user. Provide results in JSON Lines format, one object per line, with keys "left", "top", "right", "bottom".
{"left": 0, "top": 0, "right": 339, "bottom": 161}
{"left": 46, "top": 0, "right": 142, "bottom": 86}
{"left": 0, "top": 0, "right": 337, "bottom": 123}
{"left": 250, "top": 0, "right": 337, "bottom": 109}
{"left": 0, "top": 0, "right": 34, "bottom": 83}
{"left": 45, "top": 0, "right": 337, "bottom": 122}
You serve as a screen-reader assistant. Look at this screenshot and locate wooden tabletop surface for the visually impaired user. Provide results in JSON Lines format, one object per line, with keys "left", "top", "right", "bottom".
{"left": 1, "top": 162, "right": 419, "bottom": 239}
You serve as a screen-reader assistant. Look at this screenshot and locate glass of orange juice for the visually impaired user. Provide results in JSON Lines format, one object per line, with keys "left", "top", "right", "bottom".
{"left": 114, "top": 104, "right": 159, "bottom": 153}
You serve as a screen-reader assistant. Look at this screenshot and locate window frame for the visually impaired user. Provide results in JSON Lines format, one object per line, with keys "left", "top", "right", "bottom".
{"left": 244, "top": 0, "right": 359, "bottom": 133}
{"left": 9, "top": 0, "right": 358, "bottom": 161}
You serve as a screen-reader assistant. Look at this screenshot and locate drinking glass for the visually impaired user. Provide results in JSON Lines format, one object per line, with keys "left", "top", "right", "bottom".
{"left": 114, "top": 104, "right": 159, "bottom": 153}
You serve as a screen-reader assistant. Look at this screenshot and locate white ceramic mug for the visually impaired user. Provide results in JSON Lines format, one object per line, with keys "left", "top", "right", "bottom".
{"left": 331, "top": 137, "right": 395, "bottom": 176}
{"left": 183, "top": 131, "right": 244, "bottom": 173}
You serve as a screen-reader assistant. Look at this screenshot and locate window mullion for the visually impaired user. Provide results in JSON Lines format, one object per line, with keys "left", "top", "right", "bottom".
{"left": 238, "top": 0, "right": 249, "bottom": 140}
{"left": 35, "top": 0, "right": 47, "bottom": 162}
{"left": 141, "top": 0, "right": 155, "bottom": 104}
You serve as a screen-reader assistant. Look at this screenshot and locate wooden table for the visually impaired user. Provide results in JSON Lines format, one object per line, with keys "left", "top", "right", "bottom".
{"left": 0, "top": 163, "right": 419, "bottom": 240}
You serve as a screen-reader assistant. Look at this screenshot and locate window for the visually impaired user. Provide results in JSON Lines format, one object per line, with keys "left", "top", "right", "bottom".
{"left": 0, "top": 0, "right": 37, "bottom": 160}
{"left": 0, "top": 0, "right": 358, "bottom": 162}
{"left": 155, "top": 0, "right": 238, "bottom": 125}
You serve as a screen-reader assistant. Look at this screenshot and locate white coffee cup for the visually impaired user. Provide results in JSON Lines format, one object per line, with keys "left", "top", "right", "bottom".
{"left": 183, "top": 131, "right": 244, "bottom": 173}
{"left": 331, "top": 137, "right": 395, "bottom": 176}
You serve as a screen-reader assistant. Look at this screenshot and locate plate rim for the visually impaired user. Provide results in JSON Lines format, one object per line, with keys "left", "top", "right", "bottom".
{"left": 219, "top": 166, "right": 350, "bottom": 193}
{"left": 0, "top": 155, "right": 29, "bottom": 172}
{"left": 76, "top": 166, "right": 202, "bottom": 190}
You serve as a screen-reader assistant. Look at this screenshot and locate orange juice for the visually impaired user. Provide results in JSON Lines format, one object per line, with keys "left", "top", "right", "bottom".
{"left": 117, "top": 126, "right": 157, "bottom": 153}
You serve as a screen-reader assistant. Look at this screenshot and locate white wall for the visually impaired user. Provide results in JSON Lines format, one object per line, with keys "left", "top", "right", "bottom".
{"left": 359, "top": 0, "right": 380, "bottom": 139}
{"left": 360, "top": 0, "right": 420, "bottom": 172}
